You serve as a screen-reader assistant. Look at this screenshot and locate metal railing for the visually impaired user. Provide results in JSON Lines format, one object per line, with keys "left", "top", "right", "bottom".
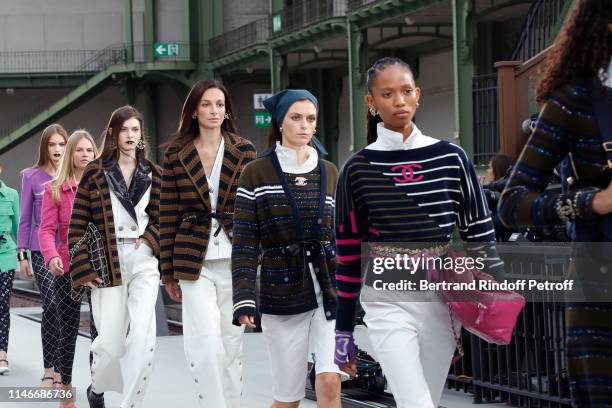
{"left": 270, "top": 0, "right": 348, "bottom": 37}
{"left": 472, "top": 73, "right": 499, "bottom": 166}
{"left": 448, "top": 245, "right": 572, "bottom": 406}
{"left": 209, "top": 18, "right": 269, "bottom": 58}
{"left": 0, "top": 42, "right": 191, "bottom": 74}
{"left": 348, "top": 0, "right": 383, "bottom": 10}
{"left": 511, "top": 0, "right": 568, "bottom": 62}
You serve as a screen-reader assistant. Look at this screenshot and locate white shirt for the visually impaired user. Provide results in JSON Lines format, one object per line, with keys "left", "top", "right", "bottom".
{"left": 602, "top": 56, "right": 612, "bottom": 88}
{"left": 275, "top": 142, "right": 319, "bottom": 173}
{"left": 204, "top": 137, "right": 232, "bottom": 261}
{"left": 109, "top": 174, "right": 152, "bottom": 239}
{"left": 366, "top": 122, "right": 440, "bottom": 151}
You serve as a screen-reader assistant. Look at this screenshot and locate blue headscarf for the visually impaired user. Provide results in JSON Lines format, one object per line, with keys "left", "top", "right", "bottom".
{"left": 263, "top": 89, "right": 328, "bottom": 155}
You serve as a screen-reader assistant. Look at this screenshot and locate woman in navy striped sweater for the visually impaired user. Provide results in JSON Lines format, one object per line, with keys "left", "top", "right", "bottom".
{"left": 333, "top": 58, "right": 502, "bottom": 408}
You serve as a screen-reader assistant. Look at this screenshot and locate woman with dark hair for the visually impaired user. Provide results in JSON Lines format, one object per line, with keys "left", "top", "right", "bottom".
{"left": 482, "top": 154, "right": 516, "bottom": 241}
{"left": 232, "top": 89, "right": 344, "bottom": 408}
{"left": 160, "top": 79, "right": 256, "bottom": 408}
{"left": 333, "top": 58, "right": 501, "bottom": 408}
{"left": 498, "top": 1, "right": 612, "bottom": 405}
{"left": 0, "top": 165, "right": 19, "bottom": 376}
{"left": 18, "top": 123, "right": 67, "bottom": 387}
{"left": 69, "top": 105, "right": 160, "bottom": 408}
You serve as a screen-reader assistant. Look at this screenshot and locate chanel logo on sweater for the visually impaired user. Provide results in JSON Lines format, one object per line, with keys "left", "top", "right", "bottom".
{"left": 295, "top": 177, "right": 308, "bottom": 186}
{"left": 391, "top": 163, "right": 424, "bottom": 183}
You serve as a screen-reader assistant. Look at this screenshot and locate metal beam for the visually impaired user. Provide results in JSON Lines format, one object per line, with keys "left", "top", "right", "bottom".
{"left": 144, "top": 0, "right": 156, "bottom": 62}
{"left": 125, "top": 0, "right": 134, "bottom": 63}
{"left": 270, "top": 49, "right": 288, "bottom": 93}
{"left": 348, "top": 0, "right": 448, "bottom": 30}
{"left": 347, "top": 21, "right": 367, "bottom": 151}
{"left": 0, "top": 74, "right": 91, "bottom": 89}
{"left": 268, "top": 19, "right": 347, "bottom": 54}
{"left": 452, "top": 0, "right": 476, "bottom": 158}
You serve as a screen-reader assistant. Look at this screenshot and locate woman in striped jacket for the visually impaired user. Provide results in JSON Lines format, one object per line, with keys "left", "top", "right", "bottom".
{"left": 69, "top": 106, "right": 160, "bottom": 408}
{"left": 232, "top": 89, "right": 345, "bottom": 408}
{"left": 160, "top": 80, "right": 256, "bottom": 408}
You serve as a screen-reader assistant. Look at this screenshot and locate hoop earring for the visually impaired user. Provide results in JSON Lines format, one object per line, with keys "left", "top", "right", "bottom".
{"left": 224, "top": 113, "right": 230, "bottom": 120}
{"left": 137, "top": 139, "right": 145, "bottom": 150}
{"left": 369, "top": 107, "right": 377, "bottom": 116}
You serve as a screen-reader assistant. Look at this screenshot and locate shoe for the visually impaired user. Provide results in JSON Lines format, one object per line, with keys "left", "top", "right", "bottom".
{"left": 59, "top": 403, "right": 77, "bottom": 408}
{"left": 86, "top": 385, "right": 105, "bottom": 408}
{"left": 0, "top": 359, "right": 8, "bottom": 375}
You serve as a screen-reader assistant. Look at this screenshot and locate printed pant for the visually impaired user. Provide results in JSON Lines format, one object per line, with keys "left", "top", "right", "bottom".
{"left": 53, "top": 273, "right": 82, "bottom": 384}
{"left": 0, "top": 270, "right": 15, "bottom": 351}
{"left": 31, "top": 251, "right": 58, "bottom": 370}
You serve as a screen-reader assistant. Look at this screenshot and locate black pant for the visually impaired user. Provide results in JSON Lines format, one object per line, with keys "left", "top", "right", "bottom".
{"left": 0, "top": 270, "right": 15, "bottom": 351}
{"left": 31, "top": 251, "right": 58, "bottom": 370}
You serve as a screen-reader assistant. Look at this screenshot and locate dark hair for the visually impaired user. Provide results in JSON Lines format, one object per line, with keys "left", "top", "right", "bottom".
{"left": 536, "top": 0, "right": 612, "bottom": 103}
{"left": 365, "top": 57, "right": 415, "bottom": 145}
{"left": 99, "top": 105, "right": 149, "bottom": 168}
{"left": 266, "top": 97, "right": 316, "bottom": 148}
{"left": 165, "top": 80, "right": 239, "bottom": 153}
{"left": 490, "top": 154, "right": 515, "bottom": 181}
{"left": 31, "top": 124, "right": 69, "bottom": 169}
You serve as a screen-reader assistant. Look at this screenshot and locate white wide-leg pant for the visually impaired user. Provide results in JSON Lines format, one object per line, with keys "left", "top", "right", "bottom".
{"left": 180, "top": 258, "right": 244, "bottom": 408}
{"left": 361, "top": 286, "right": 459, "bottom": 408}
{"left": 90, "top": 240, "right": 159, "bottom": 408}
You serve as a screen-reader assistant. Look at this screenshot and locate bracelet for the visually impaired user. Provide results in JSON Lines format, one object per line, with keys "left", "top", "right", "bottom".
{"left": 17, "top": 251, "right": 28, "bottom": 262}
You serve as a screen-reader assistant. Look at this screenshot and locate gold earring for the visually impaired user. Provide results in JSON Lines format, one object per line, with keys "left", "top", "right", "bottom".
{"left": 137, "top": 139, "right": 145, "bottom": 150}
{"left": 369, "top": 107, "right": 377, "bottom": 116}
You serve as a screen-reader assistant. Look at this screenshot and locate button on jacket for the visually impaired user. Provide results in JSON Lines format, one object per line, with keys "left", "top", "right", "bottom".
{"left": 0, "top": 180, "right": 19, "bottom": 272}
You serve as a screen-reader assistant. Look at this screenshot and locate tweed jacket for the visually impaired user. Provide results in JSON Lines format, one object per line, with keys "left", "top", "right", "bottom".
{"left": 232, "top": 149, "right": 338, "bottom": 324}
{"left": 68, "top": 158, "right": 161, "bottom": 288}
{"left": 0, "top": 180, "right": 19, "bottom": 272}
{"left": 159, "top": 131, "right": 256, "bottom": 283}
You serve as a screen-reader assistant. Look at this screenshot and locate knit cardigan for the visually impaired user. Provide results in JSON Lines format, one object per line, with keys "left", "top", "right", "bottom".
{"left": 231, "top": 149, "right": 338, "bottom": 324}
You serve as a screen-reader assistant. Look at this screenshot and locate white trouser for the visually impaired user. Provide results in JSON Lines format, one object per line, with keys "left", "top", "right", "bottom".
{"left": 180, "top": 258, "right": 244, "bottom": 408}
{"left": 361, "top": 286, "right": 459, "bottom": 408}
{"left": 90, "top": 240, "right": 159, "bottom": 408}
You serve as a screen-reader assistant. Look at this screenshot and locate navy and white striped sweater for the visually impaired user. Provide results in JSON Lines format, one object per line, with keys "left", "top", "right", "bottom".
{"left": 335, "top": 140, "right": 500, "bottom": 331}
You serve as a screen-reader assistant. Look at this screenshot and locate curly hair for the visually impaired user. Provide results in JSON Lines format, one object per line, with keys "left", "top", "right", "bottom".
{"left": 536, "top": 0, "right": 612, "bottom": 104}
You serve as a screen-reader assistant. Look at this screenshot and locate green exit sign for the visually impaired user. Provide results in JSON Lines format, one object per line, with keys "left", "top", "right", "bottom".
{"left": 154, "top": 42, "right": 180, "bottom": 57}
{"left": 254, "top": 111, "right": 271, "bottom": 128}
{"left": 272, "top": 15, "right": 282, "bottom": 33}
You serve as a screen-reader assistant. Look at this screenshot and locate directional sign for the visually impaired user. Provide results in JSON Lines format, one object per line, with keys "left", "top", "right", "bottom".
{"left": 254, "top": 111, "right": 272, "bottom": 128}
{"left": 154, "top": 43, "right": 180, "bottom": 57}
{"left": 253, "top": 93, "right": 273, "bottom": 110}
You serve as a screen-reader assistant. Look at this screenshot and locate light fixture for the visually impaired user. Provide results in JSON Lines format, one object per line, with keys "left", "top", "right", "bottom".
{"left": 5, "top": 88, "right": 14, "bottom": 95}
{"left": 313, "top": 45, "right": 322, "bottom": 54}
{"left": 404, "top": 16, "right": 416, "bottom": 26}
{"left": 245, "top": 66, "right": 254, "bottom": 74}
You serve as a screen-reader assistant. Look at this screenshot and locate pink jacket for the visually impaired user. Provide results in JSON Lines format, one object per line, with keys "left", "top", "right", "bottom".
{"left": 39, "top": 180, "right": 77, "bottom": 271}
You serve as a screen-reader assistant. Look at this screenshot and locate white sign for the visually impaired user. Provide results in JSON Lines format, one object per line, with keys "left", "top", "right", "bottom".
{"left": 253, "top": 93, "right": 273, "bottom": 110}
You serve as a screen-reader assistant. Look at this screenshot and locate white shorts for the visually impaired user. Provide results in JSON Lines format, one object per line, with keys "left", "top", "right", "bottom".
{"left": 261, "top": 306, "right": 347, "bottom": 402}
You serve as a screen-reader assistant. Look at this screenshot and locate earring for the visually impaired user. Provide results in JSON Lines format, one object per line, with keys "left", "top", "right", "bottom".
{"left": 416, "top": 102, "right": 420, "bottom": 108}
{"left": 369, "top": 107, "right": 377, "bottom": 116}
{"left": 279, "top": 127, "right": 283, "bottom": 133}
{"left": 137, "top": 139, "right": 145, "bottom": 150}
{"left": 192, "top": 114, "right": 197, "bottom": 119}
{"left": 224, "top": 113, "right": 230, "bottom": 120}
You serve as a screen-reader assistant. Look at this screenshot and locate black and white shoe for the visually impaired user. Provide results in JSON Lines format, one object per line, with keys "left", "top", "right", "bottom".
{"left": 86, "top": 384, "right": 105, "bottom": 408}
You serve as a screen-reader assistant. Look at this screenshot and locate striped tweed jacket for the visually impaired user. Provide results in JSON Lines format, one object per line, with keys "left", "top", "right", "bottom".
{"left": 232, "top": 149, "right": 338, "bottom": 324}
{"left": 69, "top": 158, "right": 161, "bottom": 288}
{"left": 159, "top": 132, "right": 256, "bottom": 283}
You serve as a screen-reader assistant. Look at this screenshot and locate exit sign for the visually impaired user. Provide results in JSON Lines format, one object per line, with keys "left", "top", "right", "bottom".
{"left": 154, "top": 43, "right": 180, "bottom": 57}
{"left": 254, "top": 111, "right": 272, "bottom": 128}
{"left": 272, "top": 15, "right": 282, "bottom": 33}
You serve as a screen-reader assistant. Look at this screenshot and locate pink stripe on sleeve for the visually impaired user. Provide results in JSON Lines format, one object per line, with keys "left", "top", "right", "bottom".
{"left": 336, "top": 236, "right": 366, "bottom": 245}
{"left": 337, "top": 290, "right": 360, "bottom": 298}
{"left": 337, "top": 254, "right": 362, "bottom": 264}
{"left": 336, "top": 274, "right": 363, "bottom": 283}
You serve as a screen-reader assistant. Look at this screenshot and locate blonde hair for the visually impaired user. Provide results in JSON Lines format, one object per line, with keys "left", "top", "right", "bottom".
{"left": 50, "top": 130, "right": 98, "bottom": 204}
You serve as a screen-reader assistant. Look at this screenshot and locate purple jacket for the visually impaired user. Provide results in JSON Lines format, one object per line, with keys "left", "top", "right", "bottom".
{"left": 18, "top": 166, "right": 53, "bottom": 251}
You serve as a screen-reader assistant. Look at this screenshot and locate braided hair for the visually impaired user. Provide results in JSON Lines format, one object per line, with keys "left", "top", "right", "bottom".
{"left": 365, "top": 57, "right": 415, "bottom": 145}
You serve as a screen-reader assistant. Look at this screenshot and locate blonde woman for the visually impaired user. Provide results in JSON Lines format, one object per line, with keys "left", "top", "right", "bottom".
{"left": 39, "top": 130, "right": 98, "bottom": 408}
{"left": 18, "top": 124, "right": 68, "bottom": 386}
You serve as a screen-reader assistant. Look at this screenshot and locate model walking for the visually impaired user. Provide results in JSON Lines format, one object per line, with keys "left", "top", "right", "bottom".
{"left": 69, "top": 106, "right": 160, "bottom": 408}
{"left": 160, "top": 79, "right": 256, "bottom": 408}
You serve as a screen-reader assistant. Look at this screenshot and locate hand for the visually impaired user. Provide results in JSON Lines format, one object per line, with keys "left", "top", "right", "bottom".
{"left": 239, "top": 315, "right": 257, "bottom": 329}
{"left": 83, "top": 277, "right": 103, "bottom": 290}
{"left": 48, "top": 257, "right": 64, "bottom": 276}
{"left": 135, "top": 238, "right": 150, "bottom": 250}
{"left": 164, "top": 280, "right": 182, "bottom": 302}
{"left": 593, "top": 181, "right": 612, "bottom": 215}
{"left": 19, "top": 259, "right": 32, "bottom": 279}
{"left": 334, "top": 330, "right": 357, "bottom": 377}
{"left": 479, "top": 175, "right": 486, "bottom": 186}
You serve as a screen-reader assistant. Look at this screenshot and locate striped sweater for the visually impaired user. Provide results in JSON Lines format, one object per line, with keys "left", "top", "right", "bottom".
{"left": 231, "top": 149, "right": 338, "bottom": 323}
{"left": 498, "top": 81, "right": 610, "bottom": 229}
{"left": 335, "top": 139, "right": 499, "bottom": 332}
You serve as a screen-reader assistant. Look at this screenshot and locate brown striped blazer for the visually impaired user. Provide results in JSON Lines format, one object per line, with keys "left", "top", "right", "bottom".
{"left": 68, "top": 158, "right": 161, "bottom": 288}
{"left": 159, "top": 131, "right": 256, "bottom": 283}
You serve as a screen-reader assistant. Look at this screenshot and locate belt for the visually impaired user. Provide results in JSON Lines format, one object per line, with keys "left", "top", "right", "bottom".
{"left": 183, "top": 212, "right": 233, "bottom": 237}
{"left": 264, "top": 239, "right": 331, "bottom": 288}
{"left": 117, "top": 237, "right": 138, "bottom": 245}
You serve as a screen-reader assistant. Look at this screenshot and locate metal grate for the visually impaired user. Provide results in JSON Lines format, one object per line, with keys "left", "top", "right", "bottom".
{"left": 270, "top": 0, "right": 348, "bottom": 36}
{"left": 472, "top": 73, "right": 499, "bottom": 167}
{"left": 209, "top": 18, "right": 270, "bottom": 58}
